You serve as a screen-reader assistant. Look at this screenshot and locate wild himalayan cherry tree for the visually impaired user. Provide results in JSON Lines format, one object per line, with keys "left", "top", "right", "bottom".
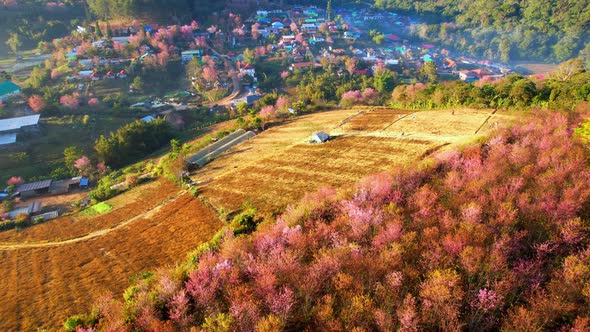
{"left": 74, "top": 156, "right": 93, "bottom": 175}
{"left": 251, "top": 23, "right": 261, "bottom": 40}
{"left": 340, "top": 90, "right": 363, "bottom": 106}
{"left": 202, "top": 66, "right": 218, "bottom": 83}
{"left": 60, "top": 93, "right": 80, "bottom": 110}
{"left": 6, "top": 176, "right": 24, "bottom": 186}
{"left": 88, "top": 98, "right": 100, "bottom": 107}
{"left": 28, "top": 95, "right": 46, "bottom": 112}
{"left": 275, "top": 97, "right": 289, "bottom": 113}
{"left": 260, "top": 105, "right": 276, "bottom": 119}
{"left": 361, "top": 88, "right": 379, "bottom": 105}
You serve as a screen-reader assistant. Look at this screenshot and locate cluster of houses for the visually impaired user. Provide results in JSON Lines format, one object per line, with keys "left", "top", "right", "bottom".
{"left": 2, "top": 177, "right": 89, "bottom": 221}
{"left": 76, "top": 69, "right": 128, "bottom": 81}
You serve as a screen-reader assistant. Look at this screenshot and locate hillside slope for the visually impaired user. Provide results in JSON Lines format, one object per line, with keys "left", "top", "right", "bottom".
{"left": 81, "top": 111, "right": 590, "bottom": 331}
{"left": 373, "top": 0, "right": 590, "bottom": 62}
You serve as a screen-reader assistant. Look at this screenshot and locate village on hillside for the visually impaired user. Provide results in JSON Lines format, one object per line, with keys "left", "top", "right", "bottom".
{"left": 0, "top": 1, "right": 529, "bottom": 225}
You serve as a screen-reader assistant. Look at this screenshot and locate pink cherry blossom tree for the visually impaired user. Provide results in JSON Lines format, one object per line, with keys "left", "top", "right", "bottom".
{"left": 6, "top": 176, "right": 24, "bottom": 186}
{"left": 60, "top": 93, "right": 80, "bottom": 110}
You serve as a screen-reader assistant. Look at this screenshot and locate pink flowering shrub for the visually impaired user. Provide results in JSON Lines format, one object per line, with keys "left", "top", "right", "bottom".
{"left": 341, "top": 88, "right": 381, "bottom": 107}
{"left": 6, "top": 176, "right": 24, "bottom": 186}
{"left": 88, "top": 98, "right": 99, "bottom": 107}
{"left": 259, "top": 105, "right": 276, "bottom": 119}
{"left": 60, "top": 93, "right": 80, "bottom": 110}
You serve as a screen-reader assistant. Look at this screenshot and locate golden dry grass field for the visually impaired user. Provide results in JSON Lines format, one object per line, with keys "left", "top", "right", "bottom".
{"left": 0, "top": 180, "right": 223, "bottom": 331}
{"left": 194, "top": 108, "right": 508, "bottom": 215}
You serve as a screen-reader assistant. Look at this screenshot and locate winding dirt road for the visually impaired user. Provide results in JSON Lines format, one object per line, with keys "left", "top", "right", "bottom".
{"left": 0, "top": 191, "right": 184, "bottom": 250}
{"left": 204, "top": 46, "right": 242, "bottom": 106}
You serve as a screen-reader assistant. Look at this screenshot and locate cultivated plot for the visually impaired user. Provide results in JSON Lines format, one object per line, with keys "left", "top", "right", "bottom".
{"left": 195, "top": 108, "right": 503, "bottom": 215}
{"left": 0, "top": 186, "right": 222, "bottom": 330}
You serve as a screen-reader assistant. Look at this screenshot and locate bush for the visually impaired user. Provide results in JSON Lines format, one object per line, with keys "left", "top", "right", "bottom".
{"left": 229, "top": 203, "right": 259, "bottom": 235}
{"left": 63, "top": 313, "right": 97, "bottom": 332}
{"left": 94, "top": 118, "right": 174, "bottom": 169}
{"left": 125, "top": 174, "right": 138, "bottom": 187}
{"left": 90, "top": 176, "right": 117, "bottom": 203}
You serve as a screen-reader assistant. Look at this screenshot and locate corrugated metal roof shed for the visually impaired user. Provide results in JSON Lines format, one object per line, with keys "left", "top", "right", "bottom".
{"left": 16, "top": 179, "right": 52, "bottom": 193}
{"left": 29, "top": 201, "right": 42, "bottom": 214}
{"left": 35, "top": 211, "right": 59, "bottom": 221}
{"left": 0, "top": 114, "right": 40, "bottom": 133}
{"left": 0, "top": 81, "right": 20, "bottom": 96}
{"left": 8, "top": 207, "right": 29, "bottom": 219}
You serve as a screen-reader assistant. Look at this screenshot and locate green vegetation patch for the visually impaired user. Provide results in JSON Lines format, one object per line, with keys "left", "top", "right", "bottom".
{"left": 80, "top": 202, "right": 112, "bottom": 216}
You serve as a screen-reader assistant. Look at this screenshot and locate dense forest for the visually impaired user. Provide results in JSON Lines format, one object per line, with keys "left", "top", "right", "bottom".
{"left": 86, "top": 0, "right": 229, "bottom": 20}
{"left": 0, "top": 1, "right": 84, "bottom": 55}
{"left": 372, "top": 0, "right": 590, "bottom": 62}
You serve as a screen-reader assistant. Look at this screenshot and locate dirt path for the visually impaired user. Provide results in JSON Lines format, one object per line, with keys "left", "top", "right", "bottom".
{"left": 204, "top": 46, "right": 242, "bottom": 107}
{"left": 0, "top": 191, "right": 184, "bottom": 250}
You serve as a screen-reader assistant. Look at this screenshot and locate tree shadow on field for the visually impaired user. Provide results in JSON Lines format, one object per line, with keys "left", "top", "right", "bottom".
{"left": 220, "top": 147, "right": 252, "bottom": 158}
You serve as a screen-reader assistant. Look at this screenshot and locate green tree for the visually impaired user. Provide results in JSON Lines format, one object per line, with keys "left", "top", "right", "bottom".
{"left": 326, "top": 0, "right": 333, "bottom": 22}
{"left": 498, "top": 39, "right": 512, "bottom": 63}
{"left": 64, "top": 146, "right": 83, "bottom": 174}
{"left": 6, "top": 33, "right": 22, "bottom": 56}
{"left": 88, "top": 0, "right": 110, "bottom": 19}
{"left": 509, "top": 79, "right": 536, "bottom": 105}
{"left": 243, "top": 48, "right": 255, "bottom": 65}
{"left": 28, "top": 67, "right": 51, "bottom": 89}
{"left": 373, "top": 33, "right": 385, "bottom": 45}
{"left": 575, "top": 118, "right": 590, "bottom": 144}
{"left": 373, "top": 69, "right": 396, "bottom": 94}
{"left": 106, "top": 21, "right": 113, "bottom": 39}
{"left": 95, "top": 21, "right": 103, "bottom": 38}
{"left": 552, "top": 58, "right": 585, "bottom": 81}
{"left": 580, "top": 43, "right": 590, "bottom": 70}
{"left": 131, "top": 76, "right": 144, "bottom": 91}
{"left": 170, "top": 139, "right": 182, "bottom": 154}
{"left": 419, "top": 62, "right": 438, "bottom": 84}
{"left": 258, "top": 93, "right": 278, "bottom": 108}
{"left": 236, "top": 102, "right": 249, "bottom": 115}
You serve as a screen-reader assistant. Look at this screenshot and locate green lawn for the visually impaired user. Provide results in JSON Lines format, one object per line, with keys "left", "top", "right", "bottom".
{"left": 80, "top": 202, "right": 112, "bottom": 216}
{"left": 0, "top": 114, "right": 133, "bottom": 183}
{"left": 0, "top": 49, "right": 45, "bottom": 69}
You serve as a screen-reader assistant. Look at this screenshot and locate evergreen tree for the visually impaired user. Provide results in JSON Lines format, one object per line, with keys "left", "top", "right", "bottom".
{"left": 106, "top": 21, "right": 112, "bottom": 39}
{"left": 95, "top": 21, "right": 103, "bottom": 38}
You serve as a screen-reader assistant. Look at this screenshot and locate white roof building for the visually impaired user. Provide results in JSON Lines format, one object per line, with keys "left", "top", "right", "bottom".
{"left": 0, "top": 114, "right": 40, "bottom": 133}
{"left": 0, "top": 133, "right": 17, "bottom": 145}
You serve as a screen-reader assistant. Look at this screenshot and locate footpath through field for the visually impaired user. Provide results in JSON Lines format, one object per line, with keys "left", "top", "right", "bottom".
{"left": 0, "top": 191, "right": 184, "bottom": 250}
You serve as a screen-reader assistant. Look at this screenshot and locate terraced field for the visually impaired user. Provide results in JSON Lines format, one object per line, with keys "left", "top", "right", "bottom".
{"left": 0, "top": 181, "right": 222, "bottom": 330}
{"left": 194, "top": 108, "right": 504, "bottom": 215}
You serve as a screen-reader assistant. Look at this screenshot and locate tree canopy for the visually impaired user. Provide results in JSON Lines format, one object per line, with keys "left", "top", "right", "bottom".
{"left": 372, "top": 0, "right": 590, "bottom": 62}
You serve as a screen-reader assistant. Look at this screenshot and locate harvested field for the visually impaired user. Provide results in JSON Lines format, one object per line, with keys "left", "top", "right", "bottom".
{"left": 0, "top": 179, "right": 180, "bottom": 244}
{"left": 195, "top": 108, "right": 507, "bottom": 215}
{"left": 0, "top": 184, "right": 223, "bottom": 330}
{"left": 201, "top": 135, "right": 438, "bottom": 214}
{"left": 379, "top": 108, "right": 493, "bottom": 138}
{"left": 340, "top": 108, "right": 410, "bottom": 131}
